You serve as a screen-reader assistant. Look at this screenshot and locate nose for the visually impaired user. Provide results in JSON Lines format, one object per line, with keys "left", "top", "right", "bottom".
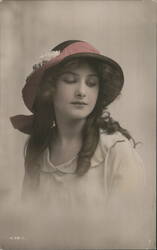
{"left": 75, "top": 81, "right": 86, "bottom": 98}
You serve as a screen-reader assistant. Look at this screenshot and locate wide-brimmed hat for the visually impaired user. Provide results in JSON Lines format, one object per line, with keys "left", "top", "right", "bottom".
{"left": 10, "top": 40, "right": 124, "bottom": 134}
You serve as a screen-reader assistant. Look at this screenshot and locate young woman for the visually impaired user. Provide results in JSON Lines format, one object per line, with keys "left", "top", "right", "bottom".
{"left": 10, "top": 40, "right": 146, "bottom": 247}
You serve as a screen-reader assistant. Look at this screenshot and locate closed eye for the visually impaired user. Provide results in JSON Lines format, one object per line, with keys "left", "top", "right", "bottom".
{"left": 60, "top": 72, "right": 99, "bottom": 86}
{"left": 61, "top": 73, "right": 78, "bottom": 84}
{"left": 86, "top": 76, "right": 99, "bottom": 87}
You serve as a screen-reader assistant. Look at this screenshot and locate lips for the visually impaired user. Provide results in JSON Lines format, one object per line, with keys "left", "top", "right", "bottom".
{"left": 71, "top": 101, "right": 87, "bottom": 105}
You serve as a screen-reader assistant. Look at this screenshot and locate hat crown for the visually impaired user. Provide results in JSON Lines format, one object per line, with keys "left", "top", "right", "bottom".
{"left": 52, "top": 40, "right": 82, "bottom": 52}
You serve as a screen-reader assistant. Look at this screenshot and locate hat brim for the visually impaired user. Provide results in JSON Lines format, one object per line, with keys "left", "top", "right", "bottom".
{"left": 45, "top": 52, "right": 124, "bottom": 78}
{"left": 44, "top": 52, "right": 124, "bottom": 106}
{"left": 23, "top": 52, "right": 124, "bottom": 113}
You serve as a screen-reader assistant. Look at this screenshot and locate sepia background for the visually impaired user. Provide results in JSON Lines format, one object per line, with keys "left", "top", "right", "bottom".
{"left": 0, "top": 0, "right": 156, "bottom": 248}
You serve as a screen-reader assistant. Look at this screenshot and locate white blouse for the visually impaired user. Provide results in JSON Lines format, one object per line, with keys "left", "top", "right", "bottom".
{"left": 37, "top": 131, "right": 145, "bottom": 212}
{"left": 20, "top": 131, "right": 148, "bottom": 249}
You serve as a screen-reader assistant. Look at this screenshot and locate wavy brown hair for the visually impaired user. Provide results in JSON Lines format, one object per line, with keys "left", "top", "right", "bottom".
{"left": 23, "top": 58, "right": 134, "bottom": 195}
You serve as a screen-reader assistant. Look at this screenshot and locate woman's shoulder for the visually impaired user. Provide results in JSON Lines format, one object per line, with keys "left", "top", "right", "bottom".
{"left": 98, "top": 130, "right": 143, "bottom": 169}
{"left": 101, "top": 130, "right": 145, "bottom": 180}
{"left": 98, "top": 130, "right": 145, "bottom": 196}
{"left": 91, "top": 130, "right": 132, "bottom": 167}
{"left": 93, "top": 130, "right": 144, "bottom": 176}
{"left": 98, "top": 130, "right": 131, "bottom": 152}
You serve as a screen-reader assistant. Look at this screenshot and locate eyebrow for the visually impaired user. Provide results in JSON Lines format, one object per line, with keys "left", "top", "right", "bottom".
{"left": 61, "top": 71, "right": 99, "bottom": 77}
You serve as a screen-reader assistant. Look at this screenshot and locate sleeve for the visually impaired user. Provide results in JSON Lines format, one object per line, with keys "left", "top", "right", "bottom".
{"left": 103, "top": 140, "right": 149, "bottom": 248}
{"left": 105, "top": 139, "right": 146, "bottom": 201}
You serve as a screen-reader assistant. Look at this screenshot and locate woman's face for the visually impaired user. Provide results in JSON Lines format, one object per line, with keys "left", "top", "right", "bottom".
{"left": 53, "top": 61, "right": 99, "bottom": 122}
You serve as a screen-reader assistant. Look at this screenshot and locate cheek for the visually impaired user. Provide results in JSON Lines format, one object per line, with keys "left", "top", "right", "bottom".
{"left": 52, "top": 88, "right": 61, "bottom": 106}
{"left": 54, "top": 84, "right": 73, "bottom": 103}
{"left": 53, "top": 82, "right": 64, "bottom": 98}
{"left": 89, "top": 88, "right": 99, "bottom": 103}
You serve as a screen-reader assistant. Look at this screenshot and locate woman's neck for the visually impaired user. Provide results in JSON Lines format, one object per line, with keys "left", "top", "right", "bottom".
{"left": 49, "top": 118, "right": 85, "bottom": 165}
{"left": 55, "top": 118, "right": 85, "bottom": 145}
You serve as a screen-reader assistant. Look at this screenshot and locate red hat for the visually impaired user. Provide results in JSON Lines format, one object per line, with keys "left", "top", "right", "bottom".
{"left": 10, "top": 40, "right": 124, "bottom": 134}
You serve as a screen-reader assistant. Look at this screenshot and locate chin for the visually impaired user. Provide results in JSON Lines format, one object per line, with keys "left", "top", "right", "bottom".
{"left": 69, "top": 111, "right": 92, "bottom": 120}
{"left": 63, "top": 107, "right": 94, "bottom": 121}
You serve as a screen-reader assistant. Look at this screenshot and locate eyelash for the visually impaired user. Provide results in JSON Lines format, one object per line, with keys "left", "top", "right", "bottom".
{"left": 87, "top": 81, "right": 98, "bottom": 87}
{"left": 64, "top": 79, "right": 77, "bottom": 84}
{"left": 63, "top": 78, "right": 99, "bottom": 87}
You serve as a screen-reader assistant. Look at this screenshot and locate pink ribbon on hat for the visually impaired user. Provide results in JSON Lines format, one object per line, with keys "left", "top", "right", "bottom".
{"left": 46, "top": 41, "right": 100, "bottom": 67}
